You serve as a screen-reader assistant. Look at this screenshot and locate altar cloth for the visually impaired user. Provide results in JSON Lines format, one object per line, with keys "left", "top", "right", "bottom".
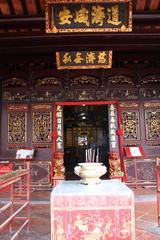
{"left": 51, "top": 179, "right": 135, "bottom": 240}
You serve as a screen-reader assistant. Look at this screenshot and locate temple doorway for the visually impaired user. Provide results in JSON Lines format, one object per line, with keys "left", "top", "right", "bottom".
{"left": 63, "top": 105, "right": 109, "bottom": 179}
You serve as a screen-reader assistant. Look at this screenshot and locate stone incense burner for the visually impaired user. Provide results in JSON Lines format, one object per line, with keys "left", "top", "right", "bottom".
{"left": 74, "top": 162, "right": 107, "bottom": 185}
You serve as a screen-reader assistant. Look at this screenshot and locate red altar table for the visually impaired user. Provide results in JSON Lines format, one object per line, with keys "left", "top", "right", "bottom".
{"left": 51, "top": 180, "right": 135, "bottom": 240}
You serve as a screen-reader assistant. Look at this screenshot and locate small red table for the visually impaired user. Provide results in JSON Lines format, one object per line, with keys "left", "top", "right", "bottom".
{"left": 51, "top": 180, "right": 135, "bottom": 240}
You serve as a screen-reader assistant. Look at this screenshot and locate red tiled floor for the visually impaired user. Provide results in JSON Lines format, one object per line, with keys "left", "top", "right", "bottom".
{"left": 133, "top": 186, "right": 160, "bottom": 240}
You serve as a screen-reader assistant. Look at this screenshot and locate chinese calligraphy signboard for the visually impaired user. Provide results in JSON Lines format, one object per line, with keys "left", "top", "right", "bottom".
{"left": 46, "top": 0, "right": 132, "bottom": 33}
{"left": 56, "top": 50, "right": 112, "bottom": 69}
{"left": 56, "top": 105, "right": 63, "bottom": 151}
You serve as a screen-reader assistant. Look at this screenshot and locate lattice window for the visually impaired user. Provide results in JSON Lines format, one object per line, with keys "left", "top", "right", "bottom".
{"left": 8, "top": 112, "right": 27, "bottom": 144}
{"left": 121, "top": 110, "right": 140, "bottom": 141}
{"left": 32, "top": 111, "right": 52, "bottom": 143}
{"left": 145, "top": 110, "right": 160, "bottom": 141}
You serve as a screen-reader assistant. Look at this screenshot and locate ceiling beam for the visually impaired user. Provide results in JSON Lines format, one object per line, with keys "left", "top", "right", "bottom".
{"left": 0, "top": 32, "right": 160, "bottom": 54}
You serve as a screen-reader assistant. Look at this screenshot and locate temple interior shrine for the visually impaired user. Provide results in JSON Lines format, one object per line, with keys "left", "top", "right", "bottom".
{"left": 0, "top": 0, "right": 160, "bottom": 239}
{"left": 0, "top": 0, "right": 160, "bottom": 187}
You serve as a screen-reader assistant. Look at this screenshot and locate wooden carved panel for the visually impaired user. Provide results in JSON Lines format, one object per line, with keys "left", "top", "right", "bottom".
{"left": 31, "top": 90, "right": 62, "bottom": 102}
{"left": 35, "top": 77, "right": 62, "bottom": 87}
{"left": 71, "top": 75, "right": 99, "bottom": 86}
{"left": 145, "top": 109, "right": 160, "bottom": 141}
{"left": 3, "top": 78, "right": 29, "bottom": 102}
{"left": 125, "top": 160, "right": 136, "bottom": 183}
{"left": 32, "top": 104, "right": 52, "bottom": 144}
{"left": 3, "top": 77, "right": 27, "bottom": 88}
{"left": 140, "top": 88, "right": 160, "bottom": 99}
{"left": 95, "top": 91, "right": 106, "bottom": 100}
{"left": 64, "top": 90, "right": 74, "bottom": 100}
{"left": 144, "top": 102, "right": 160, "bottom": 108}
{"left": 120, "top": 102, "right": 139, "bottom": 108}
{"left": 106, "top": 88, "right": 138, "bottom": 100}
{"left": 136, "top": 160, "right": 156, "bottom": 182}
{"left": 107, "top": 75, "right": 134, "bottom": 85}
{"left": 77, "top": 90, "right": 95, "bottom": 101}
{"left": 3, "top": 90, "right": 30, "bottom": 102}
{"left": 15, "top": 161, "right": 51, "bottom": 187}
{"left": 140, "top": 75, "right": 160, "bottom": 85}
{"left": 121, "top": 110, "right": 140, "bottom": 141}
{"left": 7, "top": 104, "right": 27, "bottom": 145}
{"left": 117, "top": 88, "right": 138, "bottom": 99}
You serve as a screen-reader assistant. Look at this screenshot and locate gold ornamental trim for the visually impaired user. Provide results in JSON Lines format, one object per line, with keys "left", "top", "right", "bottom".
{"left": 7, "top": 104, "right": 28, "bottom": 112}
{"left": 144, "top": 102, "right": 160, "bottom": 108}
{"left": 56, "top": 50, "right": 112, "bottom": 70}
{"left": 120, "top": 102, "right": 139, "bottom": 108}
{"left": 46, "top": 0, "right": 132, "bottom": 33}
{"left": 32, "top": 104, "right": 52, "bottom": 111}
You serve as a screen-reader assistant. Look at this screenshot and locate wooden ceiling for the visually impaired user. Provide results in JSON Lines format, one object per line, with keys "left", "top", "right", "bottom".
{"left": 0, "top": 0, "right": 160, "bottom": 16}
{"left": 0, "top": 0, "right": 160, "bottom": 56}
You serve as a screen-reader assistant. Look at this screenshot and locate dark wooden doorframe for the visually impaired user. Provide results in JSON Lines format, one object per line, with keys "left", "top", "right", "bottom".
{"left": 52, "top": 100, "right": 127, "bottom": 181}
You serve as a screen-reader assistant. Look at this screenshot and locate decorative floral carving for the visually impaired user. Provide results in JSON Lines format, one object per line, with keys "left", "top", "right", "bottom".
{"left": 64, "top": 90, "right": 74, "bottom": 100}
{"left": 31, "top": 90, "right": 62, "bottom": 101}
{"left": 32, "top": 110, "right": 52, "bottom": 143}
{"left": 8, "top": 104, "right": 27, "bottom": 111}
{"left": 35, "top": 77, "right": 62, "bottom": 86}
{"left": 121, "top": 110, "right": 140, "bottom": 140}
{"left": 144, "top": 102, "right": 160, "bottom": 108}
{"left": 140, "top": 75, "right": 160, "bottom": 85}
{"left": 95, "top": 91, "right": 106, "bottom": 100}
{"left": 3, "top": 91, "right": 30, "bottom": 102}
{"left": 120, "top": 102, "right": 139, "bottom": 108}
{"left": 145, "top": 110, "right": 160, "bottom": 141}
{"left": 3, "top": 77, "right": 27, "bottom": 87}
{"left": 8, "top": 112, "right": 27, "bottom": 144}
{"left": 107, "top": 75, "right": 134, "bottom": 85}
{"left": 139, "top": 88, "right": 160, "bottom": 99}
{"left": 77, "top": 90, "right": 95, "bottom": 100}
{"left": 105, "top": 88, "right": 138, "bottom": 100}
{"left": 71, "top": 75, "right": 99, "bottom": 86}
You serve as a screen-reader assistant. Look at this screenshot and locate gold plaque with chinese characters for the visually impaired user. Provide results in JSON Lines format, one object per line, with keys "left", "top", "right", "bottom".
{"left": 45, "top": 0, "right": 132, "bottom": 33}
{"left": 56, "top": 50, "right": 112, "bottom": 69}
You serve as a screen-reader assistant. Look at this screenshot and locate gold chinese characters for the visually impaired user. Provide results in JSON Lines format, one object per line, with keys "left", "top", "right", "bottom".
{"left": 56, "top": 51, "right": 112, "bottom": 70}
{"left": 46, "top": 0, "right": 132, "bottom": 33}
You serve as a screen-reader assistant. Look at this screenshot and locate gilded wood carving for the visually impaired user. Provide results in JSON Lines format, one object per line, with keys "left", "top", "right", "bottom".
{"left": 56, "top": 51, "right": 112, "bottom": 69}
{"left": 7, "top": 104, "right": 27, "bottom": 147}
{"left": 145, "top": 110, "right": 160, "bottom": 141}
{"left": 121, "top": 110, "right": 140, "bottom": 141}
{"left": 46, "top": 0, "right": 132, "bottom": 33}
{"left": 32, "top": 104, "right": 52, "bottom": 143}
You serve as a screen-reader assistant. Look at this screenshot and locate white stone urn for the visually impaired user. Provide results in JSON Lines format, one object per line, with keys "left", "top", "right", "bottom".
{"left": 74, "top": 162, "right": 107, "bottom": 185}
